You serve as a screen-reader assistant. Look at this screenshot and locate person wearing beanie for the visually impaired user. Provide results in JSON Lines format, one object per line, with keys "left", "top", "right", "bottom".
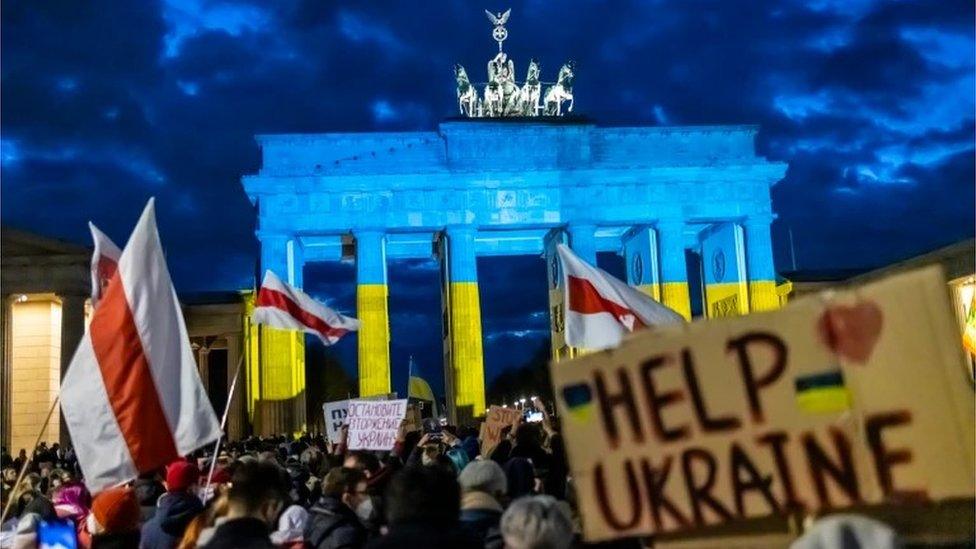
{"left": 458, "top": 460, "right": 507, "bottom": 549}
{"left": 88, "top": 487, "right": 141, "bottom": 549}
{"left": 140, "top": 460, "right": 204, "bottom": 549}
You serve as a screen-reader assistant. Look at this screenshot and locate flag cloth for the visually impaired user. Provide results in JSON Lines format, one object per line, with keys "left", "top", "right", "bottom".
{"left": 407, "top": 356, "right": 436, "bottom": 402}
{"left": 557, "top": 243, "right": 683, "bottom": 350}
{"left": 62, "top": 199, "right": 220, "bottom": 493}
{"left": 88, "top": 222, "right": 121, "bottom": 308}
{"left": 253, "top": 270, "right": 360, "bottom": 345}
{"left": 963, "top": 292, "right": 976, "bottom": 355}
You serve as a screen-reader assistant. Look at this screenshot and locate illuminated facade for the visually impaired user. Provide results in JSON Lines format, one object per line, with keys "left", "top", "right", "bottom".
{"left": 0, "top": 228, "right": 89, "bottom": 452}
{"left": 243, "top": 120, "right": 787, "bottom": 422}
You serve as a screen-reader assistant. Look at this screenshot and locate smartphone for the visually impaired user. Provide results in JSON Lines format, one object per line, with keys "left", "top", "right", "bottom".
{"left": 422, "top": 417, "right": 442, "bottom": 434}
{"left": 38, "top": 518, "right": 78, "bottom": 549}
{"left": 525, "top": 411, "right": 544, "bottom": 423}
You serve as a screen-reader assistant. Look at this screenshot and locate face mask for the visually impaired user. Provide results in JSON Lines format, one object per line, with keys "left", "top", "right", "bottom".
{"left": 355, "top": 497, "right": 374, "bottom": 523}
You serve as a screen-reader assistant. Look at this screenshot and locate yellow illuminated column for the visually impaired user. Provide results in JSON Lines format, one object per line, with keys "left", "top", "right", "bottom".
{"left": 355, "top": 230, "right": 391, "bottom": 397}
{"left": 658, "top": 221, "right": 692, "bottom": 320}
{"left": 251, "top": 235, "right": 306, "bottom": 435}
{"left": 444, "top": 226, "right": 485, "bottom": 423}
{"left": 744, "top": 216, "right": 781, "bottom": 312}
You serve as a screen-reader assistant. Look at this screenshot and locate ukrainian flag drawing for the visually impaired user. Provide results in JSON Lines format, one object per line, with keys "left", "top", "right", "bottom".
{"left": 795, "top": 369, "right": 851, "bottom": 414}
{"left": 561, "top": 382, "right": 595, "bottom": 423}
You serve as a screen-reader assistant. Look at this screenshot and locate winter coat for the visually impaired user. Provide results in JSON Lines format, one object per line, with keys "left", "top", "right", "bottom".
{"left": 198, "top": 517, "right": 275, "bottom": 549}
{"left": 139, "top": 492, "right": 203, "bottom": 549}
{"left": 304, "top": 495, "right": 367, "bottom": 549}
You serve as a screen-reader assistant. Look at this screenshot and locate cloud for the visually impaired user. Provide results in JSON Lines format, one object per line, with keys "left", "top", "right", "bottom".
{"left": 2, "top": 0, "right": 972, "bottom": 382}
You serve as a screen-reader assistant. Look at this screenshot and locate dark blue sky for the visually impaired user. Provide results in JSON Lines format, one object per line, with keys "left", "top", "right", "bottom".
{"left": 2, "top": 1, "right": 973, "bottom": 394}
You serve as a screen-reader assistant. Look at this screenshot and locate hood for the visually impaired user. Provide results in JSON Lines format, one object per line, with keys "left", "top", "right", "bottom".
{"left": 157, "top": 492, "right": 203, "bottom": 536}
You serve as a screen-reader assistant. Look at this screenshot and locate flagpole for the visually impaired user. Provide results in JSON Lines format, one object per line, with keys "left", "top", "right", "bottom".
{"left": 0, "top": 395, "right": 60, "bottom": 524}
{"left": 202, "top": 331, "right": 247, "bottom": 502}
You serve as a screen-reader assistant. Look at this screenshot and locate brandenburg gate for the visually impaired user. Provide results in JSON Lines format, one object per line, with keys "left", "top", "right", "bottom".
{"left": 241, "top": 11, "right": 787, "bottom": 423}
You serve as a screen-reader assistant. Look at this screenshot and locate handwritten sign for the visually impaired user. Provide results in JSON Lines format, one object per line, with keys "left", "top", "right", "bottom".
{"left": 481, "top": 405, "right": 522, "bottom": 455}
{"left": 347, "top": 399, "right": 408, "bottom": 451}
{"left": 551, "top": 267, "right": 975, "bottom": 541}
{"left": 323, "top": 400, "right": 349, "bottom": 442}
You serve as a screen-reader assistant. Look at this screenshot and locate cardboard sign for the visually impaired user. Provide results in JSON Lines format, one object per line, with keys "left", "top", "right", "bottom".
{"left": 481, "top": 405, "right": 523, "bottom": 455}
{"left": 347, "top": 398, "right": 408, "bottom": 451}
{"left": 551, "top": 267, "right": 975, "bottom": 541}
{"left": 323, "top": 400, "right": 349, "bottom": 442}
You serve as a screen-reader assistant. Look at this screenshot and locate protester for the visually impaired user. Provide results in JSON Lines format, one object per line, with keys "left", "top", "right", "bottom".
{"left": 180, "top": 495, "right": 229, "bottom": 549}
{"left": 11, "top": 513, "right": 41, "bottom": 549}
{"left": 198, "top": 460, "right": 289, "bottom": 549}
{"left": 270, "top": 505, "right": 309, "bottom": 548}
{"left": 791, "top": 515, "right": 902, "bottom": 549}
{"left": 458, "top": 460, "right": 506, "bottom": 549}
{"left": 53, "top": 480, "right": 92, "bottom": 531}
{"left": 499, "top": 495, "right": 574, "bottom": 549}
{"left": 367, "top": 466, "right": 479, "bottom": 548}
{"left": 305, "top": 467, "right": 369, "bottom": 549}
{"left": 0, "top": 399, "right": 581, "bottom": 549}
{"left": 87, "top": 486, "right": 141, "bottom": 548}
{"left": 504, "top": 457, "right": 536, "bottom": 500}
{"left": 132, "top": 473, "right": 166, "bottom": 523}
{"left": 141, "top": 460, "right": 204, "bottom": 549}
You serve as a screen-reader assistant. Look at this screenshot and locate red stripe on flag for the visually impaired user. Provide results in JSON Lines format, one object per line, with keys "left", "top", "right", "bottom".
{"left": 89, "top": 274, "right": 179, "bottom": 472}
{"left": 256, "top": 287, "right": 349, "bottom": 340}
{"left": 567, "top": 275, "right": 646, "bottom": 329}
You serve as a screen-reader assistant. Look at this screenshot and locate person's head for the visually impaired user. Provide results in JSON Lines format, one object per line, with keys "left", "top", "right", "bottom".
{"left": 514, "top": 423, "right": 542, "bottom": 449}
{"left": 300, "top": 447, "right": 323, "bottom": 474}
{"left": 21, "top": 473, "right": 42, "bottom": 492}
{"left": 421, "top": 442, "right": 444, "bottom": 466}
{"left": 385, "top": 466, "right": 460, "bottom": 526}
{"left": 47, "top": 469, "right": 68, "bottom": 492}
{"left": 270, "top": 504, "right": 309, "bottom": 545}
{"left": 322, "top": 467, "right": 368, "bottom": 511}
{"left": 458, "top": 460, "right": 507, "bottom": 498}
{"left": 2, "top": 467, "right": 17, "bottom": 483}
{"left": 504, "top": 458, "right": 536, "bottom": 499}
{"left": 18, "top": 449, "right": 27, "bottom": 459}
{"left": 164, "top": 460, "right": 200, "bottom": 493}
{"left": 225, "top": 460, "right": 290, "bottom": 528}
{"left": 343, "top": 451, "right": 380, "bottom": 477}
{"left": 86, "top": 487, "right": 141, "bottom": 536}
{"left": 500, "top": 495, "right": 574, "bottom": 549}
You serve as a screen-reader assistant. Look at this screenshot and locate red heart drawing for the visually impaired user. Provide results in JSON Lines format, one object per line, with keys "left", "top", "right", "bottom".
{"left": 817, "top": 301, "right": 884, "bottom": 364}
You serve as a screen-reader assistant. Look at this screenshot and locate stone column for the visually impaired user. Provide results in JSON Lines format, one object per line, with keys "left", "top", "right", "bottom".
{"left": 744, "top": 216, "right": 780, "bottom": 312}
{"left": 254, "top": 233, "right": 306, "bottom": 435}
{"left": 224, "top": 333, "right": 247, "bottom": 441}
{"left": 1, "top": 295, "right": 10, "bottom": 449}
{"left": 58, "top": 293, "right": 87, "bottom": 446}
{"left": 622, "top": 227, "right": 661, "bottom": 301}
{"left": 544, "top": 230, "right": 571, "bottom": 363}
{"left": 443, "top": 226, "right": 485, "bottom": 423}
{"left": 657, "top": 221, "right": 692, "bottom": 320}
{"left": 355, "top": 230, "right": 391, "bottom": 397}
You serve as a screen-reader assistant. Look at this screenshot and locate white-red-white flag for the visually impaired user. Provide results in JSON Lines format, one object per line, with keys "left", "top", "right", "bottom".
{"left": 557, "top": 243, "right": 683, "bottom": 350}
{"left": 253, "top": 270, "right": 359, "bottom": 345}
{"left": 88, "top": 222, "right": 121, "bottom": 308}
{"left": 62, "top": 200, "right": 220, "bottom": 493}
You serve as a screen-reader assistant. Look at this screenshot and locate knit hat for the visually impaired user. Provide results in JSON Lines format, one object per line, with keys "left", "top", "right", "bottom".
{"left": 209, "top": 466, "right": 232, "bottom": 485}
{"left": 165, "top": 460, "right": 200, "bottom": 492}
{"left": 90, "top": 487, "right": 140, "bottom": 534}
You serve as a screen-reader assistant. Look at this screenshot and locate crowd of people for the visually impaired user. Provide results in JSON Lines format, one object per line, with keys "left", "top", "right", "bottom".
{"left": 0, "top": 398, "right": 591, "bottom": 549}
